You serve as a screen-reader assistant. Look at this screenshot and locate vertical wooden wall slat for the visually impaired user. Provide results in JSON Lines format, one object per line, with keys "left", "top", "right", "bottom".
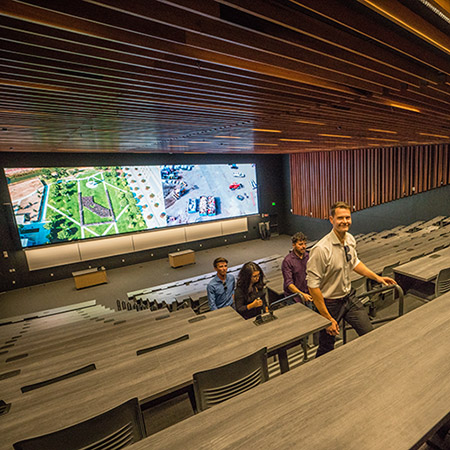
{"left": 443, "top": 145, "right": 449, "bottom": 185}
{"left": 289, "top": 144, "right": 449, "bottom": 218}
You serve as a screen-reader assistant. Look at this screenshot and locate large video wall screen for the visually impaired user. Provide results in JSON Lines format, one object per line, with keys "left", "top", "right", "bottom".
{"left": 4, "top": 164, "right": 258, "bottom": 248}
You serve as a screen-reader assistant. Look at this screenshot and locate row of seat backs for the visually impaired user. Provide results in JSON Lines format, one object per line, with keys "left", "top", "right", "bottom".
{"left": 193, "top": 347, "right": 269, "bottom": 412}
{"left": 13, "top": 398, "right": 146, "bottom": 450}
{"left": 13, "top": 348, "right": 270, "bottom": 448}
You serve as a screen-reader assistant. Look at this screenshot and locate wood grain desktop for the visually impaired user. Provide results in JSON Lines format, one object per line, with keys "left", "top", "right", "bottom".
{"left": 394, "top": 247, "right": 450, "bottom": 282}
{"left": 0, "top": 304, "right": 328, "bottom": 449}
{"left": 127, "top": 291, "right": 450, "bottom": 450}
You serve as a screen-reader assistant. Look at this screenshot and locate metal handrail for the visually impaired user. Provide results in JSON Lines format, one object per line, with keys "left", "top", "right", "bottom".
{"left": 357, "top": 283, "right": 404, "bottom": 317}
{"left": 341, "top": 284, "right": 404, "bottom": 344}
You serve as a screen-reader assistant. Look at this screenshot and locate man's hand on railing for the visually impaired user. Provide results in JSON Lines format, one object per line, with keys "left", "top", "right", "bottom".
{"left": 375, "top": 275, "right": 397, "bottom": 286}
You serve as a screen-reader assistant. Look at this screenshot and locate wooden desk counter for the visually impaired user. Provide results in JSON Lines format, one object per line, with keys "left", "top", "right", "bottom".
{"left": 0, "top": 309, "right": 196, "bottom": 399}
{"left": 0, "top": 305, "right": 328, "bottom": 449}
{"left": 394, "top": 247, "right": 450, "bottom": 282}
{"left": 0, "top": 308, "right": 250, "bottom": 449}
{"left": 1, "top": 309, "right": 165, "bottom": 367}
{"left": 129, "top": 291, "right": 450, "bottom": 450}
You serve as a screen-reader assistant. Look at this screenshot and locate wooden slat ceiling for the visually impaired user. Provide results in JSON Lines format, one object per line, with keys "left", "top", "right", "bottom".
{"left": 1, "top": 0, "right": 450, "bottom": 154}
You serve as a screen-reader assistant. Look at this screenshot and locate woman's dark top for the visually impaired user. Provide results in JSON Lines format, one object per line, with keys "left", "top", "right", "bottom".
{"left": 234, "top": 285, "right": 266, "bottom": 320}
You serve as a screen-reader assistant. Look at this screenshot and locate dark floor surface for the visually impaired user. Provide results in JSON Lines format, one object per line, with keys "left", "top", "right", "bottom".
{"left": 0, "top": 234, "right": 291, "bottom": 318}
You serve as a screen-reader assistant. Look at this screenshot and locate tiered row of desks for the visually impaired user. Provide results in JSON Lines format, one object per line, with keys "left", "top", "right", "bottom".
{"left": 125, "top": 216, "right": 449, "bottom": 309}
{"left": 127, "top": 255, "right": 285, "bottom": 311}
{"left": 0, "top": 299, "right": 329, "bottom": 449}
{"left": 127, "top": 290, "right": 450, "bottom": 450}
{"left": 354, "top": 216, "right": 450, "bottom": 279}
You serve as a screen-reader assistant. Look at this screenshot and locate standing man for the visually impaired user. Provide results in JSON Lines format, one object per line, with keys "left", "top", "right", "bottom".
{"left": 207, "top": 257, "right": 235, "bottom": 310}
{"left": 282, "top": 232, "right": 313, "bottom": 306}
{"left": 307, "top": 201, "right": 396, "bottom": 358}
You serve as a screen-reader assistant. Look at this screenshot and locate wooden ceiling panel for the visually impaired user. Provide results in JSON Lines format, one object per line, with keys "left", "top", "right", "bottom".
{"left": 0, "top": 0, "right": 450, "bottom": 154}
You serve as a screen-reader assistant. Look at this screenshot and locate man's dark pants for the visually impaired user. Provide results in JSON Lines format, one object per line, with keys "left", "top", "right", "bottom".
{"left": 315, "top": 292, "right": 373, "bottom": 358}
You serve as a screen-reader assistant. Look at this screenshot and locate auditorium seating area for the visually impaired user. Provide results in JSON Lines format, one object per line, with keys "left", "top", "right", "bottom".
{"left": 1, "top": 218, "right": 450, "bottom": 449}
{"left": 126, "top": 254, "right": 284, "bottom": 313}
{"left": 119, "top": 216, "right": 449, "bottom": 317}
{"left": 354, "top": 216, "right": 450, "bottom": 278}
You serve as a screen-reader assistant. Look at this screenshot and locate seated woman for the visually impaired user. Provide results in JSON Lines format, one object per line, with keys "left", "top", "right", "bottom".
{"left": 234, "top": 262, "right": 267, "bottom": 319}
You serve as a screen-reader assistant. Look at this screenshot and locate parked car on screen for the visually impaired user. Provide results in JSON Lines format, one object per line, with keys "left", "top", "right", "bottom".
{"left": 236, "top": 195, "right": 245, "bottom": 201}
{"left": 251, "top": 180, "right": 257, "bottom": 189}
{"left": 188, "top": 198, "right": 197, "bottom": 213}
{"left": 229, "top": 182, "right": 243, "bottom": 190}
{"left": 199, "top": 196, "right": 208, "bottom": 216}
{"left": 233, "top": 172, "right": 245, "bottom": 178}
{"left": 207, "top": 196, "right": 216, "bottom": 216}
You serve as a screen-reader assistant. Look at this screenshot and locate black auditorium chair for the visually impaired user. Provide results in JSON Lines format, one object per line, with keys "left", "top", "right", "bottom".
{"left": 13, "top": 398, "right": 146, "bottom": 450}
{"left": 193, "top": 347, "right": 269, "bottom": 412}
{"left": 370, "top": 261, "right": 400, "bottom": 314}
{"left": 407, "top": 267, "right": 450, "bottom": 304}
{"left": 435, "top": 267, "right": 450, "bottom": 298}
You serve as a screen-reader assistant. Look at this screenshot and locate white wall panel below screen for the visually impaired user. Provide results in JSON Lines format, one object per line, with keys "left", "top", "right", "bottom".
{"left": 25, "top": 218, "right": 249, "bottom": 270}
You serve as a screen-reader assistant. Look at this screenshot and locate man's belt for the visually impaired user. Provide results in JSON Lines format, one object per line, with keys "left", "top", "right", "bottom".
{"left": 324, "top": 288, "right": 355, "bottom": 302}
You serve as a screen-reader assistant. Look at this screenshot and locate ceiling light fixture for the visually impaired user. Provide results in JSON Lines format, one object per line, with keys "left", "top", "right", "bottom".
{"left": 418, "top": 0, "right": 450, "bottom": 25}
{"left": 387, "top": 102, "right": 421, "bottom": 113}
{"left": 296, "top": 120, "right": 326, "bottom": 125}
{"left": 252, "top": 129, "right": 282, "bottom": 133}
{"left": 368, "top": 128, "right": 398, "bottom": 134}
{"left": 366, "top": 138, "right": 399, "bottom": 142}
{"left": 319, "top": 134, "right": 352, "bottom": 138}
{"left": 214, "top": 136, "right": 241, "bottom": 139}
{"left": 419, "top": 132, "right": 449, "bottom": 138}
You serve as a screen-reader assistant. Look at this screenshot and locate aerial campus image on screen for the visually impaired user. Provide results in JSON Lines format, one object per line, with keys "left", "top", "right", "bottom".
{"left": 4, "top": 164, "right": 258, "bottom": 248}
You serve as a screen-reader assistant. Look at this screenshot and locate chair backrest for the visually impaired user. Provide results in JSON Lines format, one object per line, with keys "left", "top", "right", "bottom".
{"left": 13, "top": 398, "right": 146, "bottom": 450}
{"left": 193, "top": 347, "right": 269, "bottom": 412}
{"left": 382, "top": 262, "right": 400, "bottom": 279}
{"left": 435, "top": 267, "right": 450, "bottom": 298}
{"left": 351, "top": 276, "right": 368, "bottom": 296}
{"left": 378, "top": 262, "right": 400, "bottom": 305}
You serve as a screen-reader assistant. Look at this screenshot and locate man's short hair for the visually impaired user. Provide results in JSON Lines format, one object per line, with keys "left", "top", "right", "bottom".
{"left": 292, "top": 232, "right": 307, "bottom": 244}
{"left": 213, "top": 257, "right": 228, "bottom": 268}
{"left": 330, "top": 201, "right": 351, "bottom": 217}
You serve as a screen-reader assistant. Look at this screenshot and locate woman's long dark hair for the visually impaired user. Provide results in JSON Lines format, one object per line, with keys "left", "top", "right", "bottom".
{"left": 236, "top": 262, "right": 265, "bottom": 299}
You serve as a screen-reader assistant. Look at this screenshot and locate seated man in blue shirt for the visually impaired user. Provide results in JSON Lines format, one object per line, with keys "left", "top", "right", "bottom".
{"left": 207, "top": 257, "right": 236, "bottom": 310}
